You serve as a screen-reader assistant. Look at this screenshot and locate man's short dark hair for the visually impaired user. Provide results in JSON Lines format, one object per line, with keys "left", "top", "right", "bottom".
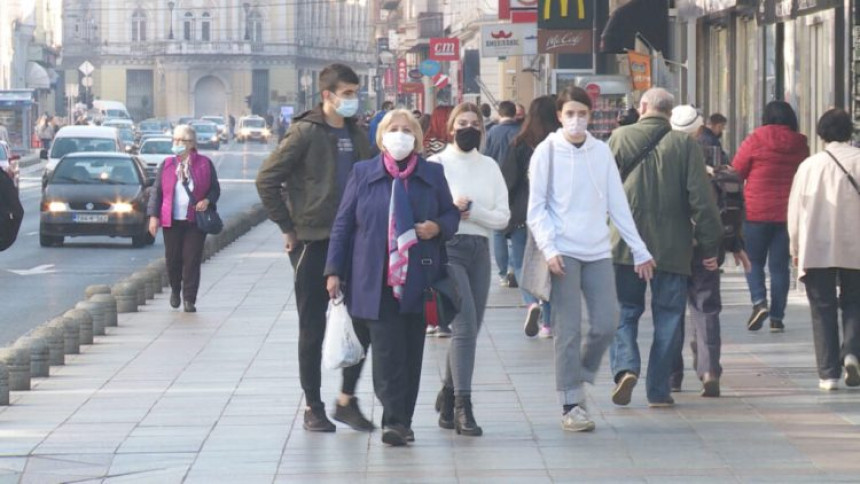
{"left": 708, "top": 113, "right": 727, "bottom": 126}
{"left": 381, "top": 101, "right": 394, "bottom": 110}
{"left": 817, "top": 108, "right": 852, "bottom": 143}
{"left": 319, "top": 64, "right": 360, "bottom": 93}
{"left": 498, "top": 101, "right": 516, "bottom": 118}
{"left": 556, "top": 85, "right": 592, "bottom": 111}
{"left": 480, "top": 103, "right": 492, "bottom": 117}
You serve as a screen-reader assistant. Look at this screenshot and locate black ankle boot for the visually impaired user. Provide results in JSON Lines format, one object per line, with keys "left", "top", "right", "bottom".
{"left": 454, "top": 395, "right": 482, "bottom": 436}
{"left": 435, "top": 386, "right": 455, "bottom": 430}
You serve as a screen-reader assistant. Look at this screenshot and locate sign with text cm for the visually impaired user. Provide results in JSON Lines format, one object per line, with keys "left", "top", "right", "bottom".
{"left": 538, "top": 0, "right": 594, "bottom": 31}
{"left": 429, "top": 38, "right": 461, "bottom": 62}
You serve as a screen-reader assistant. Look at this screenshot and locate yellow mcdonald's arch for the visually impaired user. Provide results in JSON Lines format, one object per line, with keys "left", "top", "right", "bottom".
{"left": 542, "top": 0, "right": 586, "bottom": 20}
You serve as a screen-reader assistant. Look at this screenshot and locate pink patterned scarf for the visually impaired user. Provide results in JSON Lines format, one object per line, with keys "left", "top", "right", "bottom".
{"left": 383, "top": 152, "right": 419, "bottom": 299}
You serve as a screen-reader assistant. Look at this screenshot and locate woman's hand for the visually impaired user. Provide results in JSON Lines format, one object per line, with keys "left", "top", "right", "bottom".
{"left": 454, "top": 196, "right": 471, "bottom": 211}
{"left": 195, "top": 198, "right": 210, "bottom": 212}
{"left": 148, "top": 217, "right": 159, "bottom": 237}
{"left": 733, "top": 250, "right": 752, "bottom": 273}
{"left": 635, "top": 259, "right": 656, "bottom": 281}
{"left": 548, "top": 255, "right": 565, "bottom": 276}
{"left": 415, "top": 221, "right": 440, "bottom": 240}
{"left": 326, "top": 276, "right": 341, "bottom": 300}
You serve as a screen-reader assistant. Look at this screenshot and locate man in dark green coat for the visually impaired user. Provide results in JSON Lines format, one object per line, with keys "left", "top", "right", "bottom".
{"left": 607, "top": 88, "right": 723, "bottom": 408}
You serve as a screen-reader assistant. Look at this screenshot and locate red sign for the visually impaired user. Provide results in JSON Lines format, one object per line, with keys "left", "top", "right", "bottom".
{"left": 585, "top": 83, "right": 601, "bottom": 102}
{"left": 429, "top": 38, "right": 460, "bottom": 61}
{"left": 400, "top": 82, "right": 424, "bottom": 94}
{"left": 384, "top": 68, "right": 394, "bottom": 89}
{"left": 537, "top": 30, "right": 593, "bottom": 54}
{"left": 500, "top": 0, "right": 539, "bottom": 23}
{"left": 433, "top": 73, "right": 450, "bottom": 89}
{"left": 397, "top": 59, "right": 408, "bottom": 93}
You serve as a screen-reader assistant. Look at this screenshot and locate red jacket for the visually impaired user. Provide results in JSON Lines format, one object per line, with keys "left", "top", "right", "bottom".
{"left": 732, "top": 125, "right": 809, "bottom": 223}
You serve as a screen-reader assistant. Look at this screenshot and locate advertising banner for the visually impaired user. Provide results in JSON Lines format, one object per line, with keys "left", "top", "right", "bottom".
{"left": 627, "top": 51, "right": 651, "bottom": 91}
{"left": 429, "top": 38, "right": 461, "bottom": 61}
{"left": 537, "top": 30, "right": 593, "bottom": 54}
{"left": 481, "top": 23, "right": 538, "bottom": 57}
{"left": 538, "top": 0, "right": 594, "bottom": 30}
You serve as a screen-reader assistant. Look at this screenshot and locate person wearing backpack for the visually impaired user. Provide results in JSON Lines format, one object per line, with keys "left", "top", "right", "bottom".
{"left": 668, "top": 105, "right": 751, "bottom": 397}
{"left": 0, "top": 165, "right": 23, "bottom": 251}
{"left": 788, "top": 108, "right": 860, "bottom": 391}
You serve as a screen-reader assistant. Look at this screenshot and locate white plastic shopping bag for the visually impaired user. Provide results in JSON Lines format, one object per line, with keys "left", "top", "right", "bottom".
{"left": 322, "top": 296, "right": 365, "bottom": 369}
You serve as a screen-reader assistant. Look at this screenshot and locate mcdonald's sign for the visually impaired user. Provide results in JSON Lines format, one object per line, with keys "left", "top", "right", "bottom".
{"left": 538, "top": 0, "right": 593, "bottom": 30}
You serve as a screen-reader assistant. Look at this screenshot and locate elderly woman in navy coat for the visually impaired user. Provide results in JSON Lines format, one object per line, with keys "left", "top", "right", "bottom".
{"left": 325, "top": 109, "right": 459, "bottom": 447}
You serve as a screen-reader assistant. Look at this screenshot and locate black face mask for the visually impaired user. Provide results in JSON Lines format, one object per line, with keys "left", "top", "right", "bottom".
{"left": 455, "top": 127, "right": 482, "bottom": 152}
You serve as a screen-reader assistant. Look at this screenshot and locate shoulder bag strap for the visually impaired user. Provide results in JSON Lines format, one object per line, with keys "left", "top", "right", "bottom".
{"left": 825, "top": 150, "right": 860, "bottom": 196}
{"left": 620, "top": 126, "right": 671, "bottom": 182}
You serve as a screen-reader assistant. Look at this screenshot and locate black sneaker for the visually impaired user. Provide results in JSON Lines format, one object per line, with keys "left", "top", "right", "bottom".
{"left": 405, "top": 427, "right": 415, "bottom": 442}
{"left": 332, "top": 397, "right": 375, "bottom": 432}
{"left": 747, "top": 302, "right": 769, "bottom": 331}
{"left": 701, "top": 373, "right": 720, "bottom": 397}
{"left": 506, "top": 272, "right": 518, "bottom": 289}
{"left": 169, "top": 292, "right": 180, "bottom": 309}
{"left": 769, "top": 319, "right": 785, "bottom": 333}
{"left": 381, "top": 424, "right": 409, "bottom": 446}
{"left": 304, "top": 404, "right": 336, "bottom": 432}
{"left": 183, "top": 300, "right": 196, "bottom": 313}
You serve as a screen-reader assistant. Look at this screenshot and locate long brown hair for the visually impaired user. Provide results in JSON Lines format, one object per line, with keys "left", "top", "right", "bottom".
{"left": 513, "top": 95, "right": 560, "bottom": 149}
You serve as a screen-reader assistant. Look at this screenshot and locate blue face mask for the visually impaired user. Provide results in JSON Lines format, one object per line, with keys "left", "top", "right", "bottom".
{"left": 171, "top": 144, "right": 187, "bottom": 156}
{"left": 335, "top": 97, "right": 359, "bottom": 118}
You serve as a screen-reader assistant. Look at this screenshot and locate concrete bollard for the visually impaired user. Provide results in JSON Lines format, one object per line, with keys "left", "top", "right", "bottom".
{"left": 17, "top": 336, "right": 49, "bottom": 378}
{"left": 76, "top": 301, "right": 106, "bottom": 336}
{"left": 64, "top": 309, "right": 93, "bottom": 346}
{"left": 0, "top": 347, "right": 31, "bottom": 391}
{"left": 89, "top": 293, "right": 118, "bottom": 327}
{"left": 148, "top": 258, "right": 169, "bottom": 287}
{"left": 132, "top": 272, "right": 154, "bottom": 300}
{"left": 33, "top": 326, "right": 64, "bottom": 366}
{"left": 112, "top": 282, "right": 138, "bottom": 313}
{"left": 84, "top": 284, "right": 112, "bottom": 299}
{"left": 127, "top": 276, "right": 147, "bottom": 305}
{"left": 0, "top": 363, "right": 8, "bottom": 405}
{"left": 144, "top": 267, "right": 163, "bottom": 294}
{"left": 52, "top": 317, "right": 80, "bottom": 355}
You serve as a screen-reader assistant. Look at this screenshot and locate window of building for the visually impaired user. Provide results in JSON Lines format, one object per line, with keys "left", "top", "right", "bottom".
{"left": 249, "top": 12, "right": 263, "bottom": 43}
{"left": 132, "top": 10, "right": 146, "bottom": 42}
{"left": 201, "top": 12, "right": 211, "bottom": 41}
{"left": 183, "top": 12, "right": 194, "bottom": 41}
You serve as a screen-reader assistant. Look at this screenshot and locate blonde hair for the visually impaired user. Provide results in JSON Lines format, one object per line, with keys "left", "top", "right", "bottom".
{"left": 375, "top": 109, "right": 424, "bottom": 154}
{"left": 173, "top": 124, "right": 197, "bottom": 150}
{"left": 446, "top": 102, "right": 484, "bottom": 136}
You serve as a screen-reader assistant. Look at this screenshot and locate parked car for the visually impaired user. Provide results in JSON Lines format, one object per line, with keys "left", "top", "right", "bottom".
{"left": 236, "top": 115, "right": 270, "bottom": 143}
{"left": 190, "top": 121, "right": 220, "bottom": 150}
{"left": 116, "top": 128, "right": 138, "bottom": 154}
{"left": 40, "top": 152, "right": 154, "bottom": 248}
{"left": 138, "top": 136, "right": 172, "bottom": 178}
{"left": 201, "top": 116, "right": 228, "bottom": 141}
{"left": 42, "top": 126, "right": 124, "bottom": 186}
{"left": 0, "top": 141, "right": 20, "bottom": 188}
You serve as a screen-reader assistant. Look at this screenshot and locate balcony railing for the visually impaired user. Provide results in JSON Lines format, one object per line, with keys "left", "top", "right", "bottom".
{"left": 98, "top": 41, "right": 297, "bottom": 57}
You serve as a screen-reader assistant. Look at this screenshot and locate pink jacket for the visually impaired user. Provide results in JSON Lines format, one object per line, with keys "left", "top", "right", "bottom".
{"left": 147, "top": 151, "right": 219, "bottom": 228}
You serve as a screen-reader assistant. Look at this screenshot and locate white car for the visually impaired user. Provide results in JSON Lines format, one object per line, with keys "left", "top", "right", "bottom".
{"left": 42, "top": 125, "right": 124, "bottom": 186}
{"left": 236, "top": 116, "right": 270, "bottom": 143}
{"left": 137, "top": 136, "right": 172, "bottom": 178}
{"left": 201, "top": 116, "right": 228, "bottom": 140}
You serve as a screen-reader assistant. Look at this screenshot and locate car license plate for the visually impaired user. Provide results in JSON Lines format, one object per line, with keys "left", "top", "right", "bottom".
{"left": 74, "top": 213, "right": 109, "bottom": 223}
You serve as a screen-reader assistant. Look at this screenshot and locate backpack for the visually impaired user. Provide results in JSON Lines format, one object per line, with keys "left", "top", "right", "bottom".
{"left": 0, "top": 170, "right": 24, "bottom": 251}
{"left": 710, "top": 165, "right": 744, "bottom": 250}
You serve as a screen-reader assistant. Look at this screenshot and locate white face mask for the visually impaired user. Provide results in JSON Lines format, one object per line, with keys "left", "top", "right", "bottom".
{"left": 381, "top": 131, "right": 415, "bottom": 161}
{"left": 563, "top": 116, "right": 589, "bottom": 137}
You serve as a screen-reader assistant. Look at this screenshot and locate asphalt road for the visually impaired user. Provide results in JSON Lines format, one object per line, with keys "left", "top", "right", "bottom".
{"left": 0, "top": 141, "right": 273, "bottom": 345}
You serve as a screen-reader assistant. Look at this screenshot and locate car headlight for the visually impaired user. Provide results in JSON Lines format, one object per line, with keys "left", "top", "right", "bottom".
{"left": 211, "top": 135, "right": 218, "bottom": 142}
{"left": 48, "top": 202, "right": 69, "bottom": 212}
{"left": 111, "top": 202, "right": 134, "bottom": 213}
{"left": 241, "top": 129, "right": 251, "bottom": 136}
{"left": 262, "top": 128, "right": 271, "bottom": 137}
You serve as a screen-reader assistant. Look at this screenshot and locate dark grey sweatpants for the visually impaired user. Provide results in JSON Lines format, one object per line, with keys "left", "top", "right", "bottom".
{"left": 444, "top": 235, "right": 491, "bottom": 397}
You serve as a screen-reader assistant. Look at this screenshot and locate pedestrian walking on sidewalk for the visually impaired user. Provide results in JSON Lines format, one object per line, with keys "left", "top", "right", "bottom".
{"left": 788, "top": 108, "right": 860, "bottom": 392}
{"left": 423, "top": 105, "right": 453, "bottom": 158}
{"left": 429, "top": 102, "right": 510, "bottom": 437}
{"left": 607, "top": 88, "right": 723, "bottom": 408}
{"left": 35, "top": 115, "right": 54, "bottom": 151}
{"left": 528, "top": 86, "right": 654, "bottom": 431}
{"left": 325, "top": 109, "right": 460, "bottom": 446}
{"left": 668, "top": 105, "right": 751, "bottom": 397}
{"left": 147, "top": 124, "right": 221, "bottom": 313}
{"left": 733, "top": 101, "right": 809, "bottom": 333}
{"left": 256, "top": 64, "right": 375, "bottom": 434}
{"left": 501, "top": 95, "right": 560, "bottom": 338}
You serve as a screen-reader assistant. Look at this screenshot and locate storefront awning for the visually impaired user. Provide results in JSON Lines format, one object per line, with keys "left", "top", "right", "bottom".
{"left": 600, "top": 0, "right": 668, "bottom": 54}
{"left": 26, "top": 62, "right": 50, "bottom": 90}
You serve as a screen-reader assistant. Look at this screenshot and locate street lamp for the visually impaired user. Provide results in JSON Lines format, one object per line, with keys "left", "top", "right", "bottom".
{"left": 168, "top": 1, "right": 175, "bottom": 40}
{"left": 300, "top": 72, "right": 312, "bottom": 110}
{"left": 243, "top": 3, "right": 250, "bottom": 41}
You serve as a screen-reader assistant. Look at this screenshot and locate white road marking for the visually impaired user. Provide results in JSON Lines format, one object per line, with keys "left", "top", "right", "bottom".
{"left": 8, "top": 264, "right": 58, "bottom": 276}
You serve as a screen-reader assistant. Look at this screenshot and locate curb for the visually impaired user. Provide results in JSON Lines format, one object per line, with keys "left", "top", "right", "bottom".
{"left": 0, "top": 203, "right": 270, "bottom": 406}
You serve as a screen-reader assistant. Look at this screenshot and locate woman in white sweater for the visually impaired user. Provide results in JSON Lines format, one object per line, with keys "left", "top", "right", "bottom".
{"left": 528, "top": 86, "right": 655, "bottom": 432}
{"left": 429, "top": 102, "right": 510, "bottom": 437}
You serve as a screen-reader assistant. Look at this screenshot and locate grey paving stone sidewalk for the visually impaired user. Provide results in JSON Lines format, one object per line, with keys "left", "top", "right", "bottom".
{"left": 1, "top": 222, "right": 858, "bottom": 483}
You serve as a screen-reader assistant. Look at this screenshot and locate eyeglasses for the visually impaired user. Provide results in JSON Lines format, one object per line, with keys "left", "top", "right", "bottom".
{"left": 173, "top": 138, "right": 194, "bottom": 142}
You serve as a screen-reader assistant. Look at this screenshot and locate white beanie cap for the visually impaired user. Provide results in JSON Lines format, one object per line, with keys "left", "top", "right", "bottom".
{"left": 670, "top": 105, "right": 703, "bottom": 134}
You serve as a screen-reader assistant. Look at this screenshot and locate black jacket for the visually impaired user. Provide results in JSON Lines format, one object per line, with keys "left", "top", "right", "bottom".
{"left": 500, "top": 141, "right": 533, "bottom": 234}
{"left": 0, "top": 170, "right": 23, "bottom": 251}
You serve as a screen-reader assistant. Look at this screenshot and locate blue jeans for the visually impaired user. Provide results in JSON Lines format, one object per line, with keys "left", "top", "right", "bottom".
{"left": 743, "top": 221, "right": 790, "bottom": 320}
{"left": 509, "top": 226, "right": 551, "bottom": 325}
{"left": 493, "top": 230, "right": 510, "bottom": 277}
{"left": 610, "top": 266, "right": 687, "bottom": 403}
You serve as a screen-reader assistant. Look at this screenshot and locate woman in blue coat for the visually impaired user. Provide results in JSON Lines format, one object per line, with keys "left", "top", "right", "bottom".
{"left": 325, "top": 109, "right": 460, "bottom": 447}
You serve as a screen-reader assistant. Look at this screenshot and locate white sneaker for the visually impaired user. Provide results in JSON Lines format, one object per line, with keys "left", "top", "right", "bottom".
{"left": 845, "top": 355, "right": 860, "bottom": 387}
{"left": 561, "top": 406, "right": 595, "bottom": 432}
{"left": 819, "top": 378, "right": 839, "bottom": 391}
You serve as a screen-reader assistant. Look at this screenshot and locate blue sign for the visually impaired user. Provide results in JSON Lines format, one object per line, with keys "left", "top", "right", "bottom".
{"left": 419, "top": 60, "right": 442, "bottom": 77}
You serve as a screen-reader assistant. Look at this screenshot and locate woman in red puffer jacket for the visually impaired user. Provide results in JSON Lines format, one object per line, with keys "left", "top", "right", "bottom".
{"left": 732, "top": 101, "right": 809, "bottom": 334}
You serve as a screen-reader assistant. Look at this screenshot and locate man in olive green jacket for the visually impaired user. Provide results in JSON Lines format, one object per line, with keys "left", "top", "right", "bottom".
{"left": 607, "top": 88, "right": 723, "bottom": 408}
{"left": 256, "top": 64, "right": 374, "bottom": 434}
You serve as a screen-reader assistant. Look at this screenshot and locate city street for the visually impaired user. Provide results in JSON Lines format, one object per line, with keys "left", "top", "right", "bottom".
{"left": 0, "top": 141, "right": 271, "bottom": 345}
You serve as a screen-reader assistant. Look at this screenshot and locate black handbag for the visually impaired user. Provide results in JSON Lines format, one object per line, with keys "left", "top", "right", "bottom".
{"left": 422, "top": 253, "right": 461, "bottom": 328}
{"left": 181, "top": 179, "right": 223, "bottom": 235}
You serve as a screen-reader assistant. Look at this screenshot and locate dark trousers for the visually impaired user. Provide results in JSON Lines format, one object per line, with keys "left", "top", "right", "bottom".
{"left": 804, "top": 268, "right": 860, "bottom": 380}
{"left": 358, "top": 287, "right": 426, "bottom": 429}
{"left": 163, "top": 220, "right": 206, "bottom": 303}
{"left": 672, "top": 253, "right": 723, "bottom": 385}
{"left": 288, "top": 239, "right": 370, "bottom": 407}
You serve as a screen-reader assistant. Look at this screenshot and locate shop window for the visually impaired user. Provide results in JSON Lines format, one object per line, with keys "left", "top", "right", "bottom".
{"left": 183, "top": 12, "right": 194, "bottom": 41}
{"left": 131, "top": 10, "right": 146, "bottom": 42}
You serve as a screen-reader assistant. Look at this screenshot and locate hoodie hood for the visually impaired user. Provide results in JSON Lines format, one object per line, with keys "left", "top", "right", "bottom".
{"left": 748, "top": 124, "right": 808, "bottom": 159}
{"left": 547, "top": 129, "right": 601, "bottom": 152}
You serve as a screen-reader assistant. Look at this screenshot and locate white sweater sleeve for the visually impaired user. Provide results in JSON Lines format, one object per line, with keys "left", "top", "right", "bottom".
{"left": 605, "top": 154, "right": 652, "bottom": 265}
{"left": 469, "top": 161, "right": 510, "bottom": 230}
{"left": 526, "top": 142, "right": 559, "bottom": 260}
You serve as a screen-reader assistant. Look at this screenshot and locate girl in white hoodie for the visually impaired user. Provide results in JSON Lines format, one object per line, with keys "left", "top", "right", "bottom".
{"left": 527, "top": 86, "right": 655, "bottom": 432}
